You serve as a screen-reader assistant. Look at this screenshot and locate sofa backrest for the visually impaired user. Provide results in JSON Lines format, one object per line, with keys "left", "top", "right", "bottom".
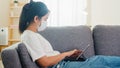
{"left": 1, "top": 43, "right": 22, "bottom": 68}
{"left": 93, "top": 25, "right": 120, "bottom": 56}
{"left": 39, "top": 26, "right": 95, "bottom": 58}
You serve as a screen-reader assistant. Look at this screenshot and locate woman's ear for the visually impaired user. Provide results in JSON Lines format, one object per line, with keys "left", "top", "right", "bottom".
{"left": 34, "top": 16, "right": 40, "bottom": 24}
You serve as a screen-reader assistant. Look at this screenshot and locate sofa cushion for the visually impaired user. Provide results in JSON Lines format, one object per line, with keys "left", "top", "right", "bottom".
{"left": 1, "top": 43, "right": 22, "bottom": 68}
{"left": 93, "top": 25, "right": 120, "bottom": 56}
{"left": 17, "top": 43, "right": 40, "bottom": 68}
{"left": 39, "top": 26, "right": 95, "bottom": 58}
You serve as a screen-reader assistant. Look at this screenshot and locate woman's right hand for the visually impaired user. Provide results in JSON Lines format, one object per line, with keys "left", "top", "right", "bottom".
{"left": 65, "top": 49, "right": 81, "bottom": 57}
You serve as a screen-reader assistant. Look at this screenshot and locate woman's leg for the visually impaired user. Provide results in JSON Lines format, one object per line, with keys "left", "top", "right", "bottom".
{"left": 63, "top": 56, "right": 111, "bottom": 68}
{"left": 98, "top": 55, "right": 120, "bottom": 67}
{"left": 52, "top": 55, "right": 120, "bottom": 68}
{"left": 61, "top": 61, "right": 89, "bottom": 68}
{"left": 85, "top": 55, "right": 120, "bottom": 68}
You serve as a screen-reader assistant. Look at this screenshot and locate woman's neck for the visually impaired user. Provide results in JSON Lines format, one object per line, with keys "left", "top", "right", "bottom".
{"left": 27, "top": 25, "right": 37, "bottom": 33}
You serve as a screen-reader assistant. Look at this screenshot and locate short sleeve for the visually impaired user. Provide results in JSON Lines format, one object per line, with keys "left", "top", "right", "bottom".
{"left": 21, "top": 33, "right": 46, "bottom": 62}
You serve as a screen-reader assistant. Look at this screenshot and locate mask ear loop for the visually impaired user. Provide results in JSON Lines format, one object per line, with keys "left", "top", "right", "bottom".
{"left": 38, "top": 16, "right": 42, "bottom": 26}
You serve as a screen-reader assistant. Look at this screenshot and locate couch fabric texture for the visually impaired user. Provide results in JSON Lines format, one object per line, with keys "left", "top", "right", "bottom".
{"left": 93, "top": 25, "right": 120, "bottom": 56}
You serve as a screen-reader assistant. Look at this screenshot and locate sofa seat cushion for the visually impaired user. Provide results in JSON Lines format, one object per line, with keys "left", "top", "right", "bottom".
{"left": 17, "top": 43, "right": 40, "bottom": 68}
{"left": 93, "top": 25, "right": 120, "bottom": 56}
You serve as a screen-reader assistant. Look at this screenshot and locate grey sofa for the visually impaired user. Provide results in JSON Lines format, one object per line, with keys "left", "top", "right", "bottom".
{"left": 1, "top": 25, "right": 120, "bottom": 68}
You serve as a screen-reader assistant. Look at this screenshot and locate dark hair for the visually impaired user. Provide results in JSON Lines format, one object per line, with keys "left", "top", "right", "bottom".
{"left": 19, "top": 1, "right": 49, "bottom": 33}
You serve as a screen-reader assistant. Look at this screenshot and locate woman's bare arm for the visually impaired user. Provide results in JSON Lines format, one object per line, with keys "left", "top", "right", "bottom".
{"left": 36, "top": 49, "right": 80, "bottom": 67}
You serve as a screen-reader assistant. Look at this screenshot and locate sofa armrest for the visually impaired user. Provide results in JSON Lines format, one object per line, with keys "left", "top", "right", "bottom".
{"left": 1, "top": 48, "right": 22, "bottom": 68}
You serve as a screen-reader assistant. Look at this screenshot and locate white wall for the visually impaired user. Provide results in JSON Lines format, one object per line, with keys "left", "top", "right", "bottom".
{"left": 0, "top": 0, "right": 10, "bottom": 27}
{"left": 91, "top": 0, "right": 120, "bottom": 26}
{"left": 1, "top": 0, "right": 120, "bottom": 27}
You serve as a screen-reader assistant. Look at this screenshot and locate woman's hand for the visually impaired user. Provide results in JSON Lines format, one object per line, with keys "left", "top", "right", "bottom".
{"left": 65, "top": 49, "right": 82, "bottom": 57}
{"left": 70, "top": 50, "right": 82, "bottom": 58}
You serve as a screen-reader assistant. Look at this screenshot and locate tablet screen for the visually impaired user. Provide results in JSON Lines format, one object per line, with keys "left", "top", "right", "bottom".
{"left": 76, "top": 44, "right": 90, "bottom": 60}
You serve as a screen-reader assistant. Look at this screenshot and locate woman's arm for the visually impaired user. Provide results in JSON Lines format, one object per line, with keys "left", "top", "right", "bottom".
{"left": 36, "top": 49, "right": 80, "bottom": 67}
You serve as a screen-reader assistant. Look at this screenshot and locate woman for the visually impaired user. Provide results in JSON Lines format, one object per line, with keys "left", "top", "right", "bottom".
{"left": 20, "top": 1, "right": 120, "bottom": 68}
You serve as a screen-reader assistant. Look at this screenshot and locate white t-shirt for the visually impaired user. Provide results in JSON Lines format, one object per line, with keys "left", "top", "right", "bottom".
{"left": 21, "top": 30, "right": 60, "bottom": 62}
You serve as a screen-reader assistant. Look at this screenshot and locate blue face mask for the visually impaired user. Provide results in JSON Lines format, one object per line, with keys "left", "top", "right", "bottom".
{"left": 38, "top": 21, "right": 47, "bottom": 31}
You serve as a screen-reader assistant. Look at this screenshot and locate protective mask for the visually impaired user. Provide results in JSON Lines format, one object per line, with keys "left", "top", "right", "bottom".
{"left": 38, "top": 21, "right": 47, "bottom": 31}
